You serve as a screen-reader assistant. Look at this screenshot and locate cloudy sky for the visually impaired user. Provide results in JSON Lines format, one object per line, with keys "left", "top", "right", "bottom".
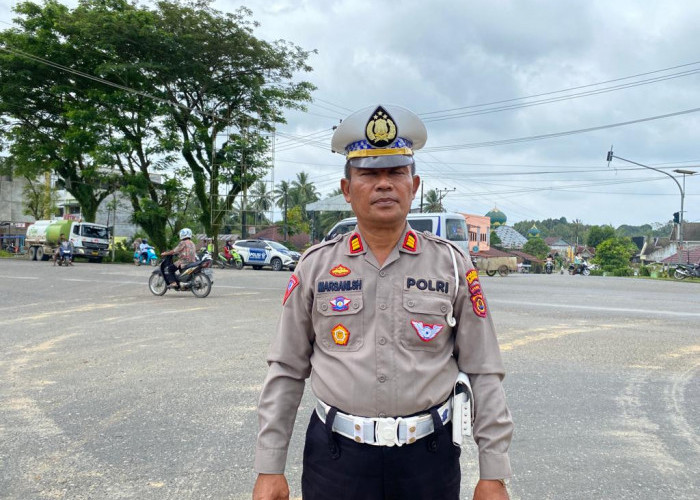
{"left": 2, "top": 0, "right": 699, "bottom": 228}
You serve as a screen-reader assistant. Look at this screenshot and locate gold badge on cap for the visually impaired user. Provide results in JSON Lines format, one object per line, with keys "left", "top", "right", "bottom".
{"left": 365, "top": 106, "right": 398, "bottom": 148}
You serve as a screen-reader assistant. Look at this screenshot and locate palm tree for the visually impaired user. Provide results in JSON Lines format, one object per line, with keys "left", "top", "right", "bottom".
{"left": 422, "top": 189, "right": 444, "bottom": 212}
{"left": 290, "top": 171, "right": 320, "bottom": 220}
{"left": 274, "top": 180, "right": 292, "bottom": 210}
{"left": 250, "top": 181, "right": 273, "bottom": 225}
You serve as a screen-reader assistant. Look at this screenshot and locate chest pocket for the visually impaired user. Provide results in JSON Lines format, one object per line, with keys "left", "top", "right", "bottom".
{"left": 401, "top": 291, "right": 454, "bottom": 352}
{"left": 313, "top": 291, "right": 364, "bottom": 352}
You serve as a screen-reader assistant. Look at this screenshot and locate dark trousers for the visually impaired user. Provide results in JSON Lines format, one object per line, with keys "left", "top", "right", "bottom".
{"left": 301, "top": 409, "right": 461, "bottom": 500}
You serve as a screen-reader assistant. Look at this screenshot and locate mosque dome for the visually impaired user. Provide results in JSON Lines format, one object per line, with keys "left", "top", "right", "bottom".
{"left": 486, "top": 207, "right": 507, "bottom": 227}
{"left": 528, "top": 224, "right": 541, "bottom": 237}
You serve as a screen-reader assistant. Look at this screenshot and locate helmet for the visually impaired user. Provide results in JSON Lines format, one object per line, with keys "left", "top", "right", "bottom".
{"left": 142, "top": 239, "right": 148, "bottom": 244}
{"left": 179, "top": 228, "right": 192, "bottom": 240}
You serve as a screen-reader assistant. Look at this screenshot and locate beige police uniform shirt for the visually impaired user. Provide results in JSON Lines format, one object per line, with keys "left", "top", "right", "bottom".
{"left": 255, "top": 224, "right": 513, "bottom": 479}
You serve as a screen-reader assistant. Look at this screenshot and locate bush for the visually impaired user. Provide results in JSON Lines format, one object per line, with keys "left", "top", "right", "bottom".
{"left": 639, "top": 266, "right": 651, "bottom": 277}
{"left": 612, "top": 267, "right": 634, "bottom": 277}
{"left": 590, "top": 269, "right": 605, "bottom": 276}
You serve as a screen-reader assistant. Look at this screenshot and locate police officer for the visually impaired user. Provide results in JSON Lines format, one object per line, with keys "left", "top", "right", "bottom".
{"left": 253, "top": 104, "right": 513, "bottom": 500}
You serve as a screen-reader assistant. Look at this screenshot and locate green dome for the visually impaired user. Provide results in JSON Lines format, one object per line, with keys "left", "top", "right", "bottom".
{"left": 486, "top": 207, "right": 507, "bottom": 227}
{"left": 528, "top": 224, "right": 540, "bottom": 237}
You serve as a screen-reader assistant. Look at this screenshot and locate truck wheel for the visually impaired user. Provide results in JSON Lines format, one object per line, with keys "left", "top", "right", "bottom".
{"left": 36, "top": 247, "right": 45, "bottom": 261}
{"left": 271, "top": 257, "right": 283, "bottom": 272}
{"left": 498, "top": 265, "right": 509, "bottom": 277}
{"left": 486, "top": 270, "right": 496, "bottom": 277}
{"left": 29, "top": 247, "right": 37, "bottom": 261}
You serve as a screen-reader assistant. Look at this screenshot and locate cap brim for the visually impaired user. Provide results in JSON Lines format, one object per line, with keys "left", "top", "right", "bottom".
{"left": 347, "top": 155, "right": 415, "bottom": 169}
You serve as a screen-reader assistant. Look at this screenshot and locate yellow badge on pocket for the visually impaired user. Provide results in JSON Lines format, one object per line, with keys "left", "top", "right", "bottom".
{"left": 331, "top": 324, "right": 350, "bottom": 345}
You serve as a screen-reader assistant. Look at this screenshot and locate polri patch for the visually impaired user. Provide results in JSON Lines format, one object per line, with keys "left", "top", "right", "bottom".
{"left": 465, "top": 269, "right": 487, "bottom": 318}
{"left": 332, "top": 324, "right": 350, "bottom": 345}
{"left": 471, "top": 293, "right": 487, "bottom": 318}
{"left": 330, "top": 264, "right": 351, "bottom": 277}
{"left": 330, "top": 296, "right": 351, "bottom": 312}
{"left": 349, "top": 233, "right": 364, "bottom": 254}
{"left": 411, "top": 320, "right": 444, "bottom": 342}
{"left": 283, "top": 275, "right": 300, "bottom": 305}
{"left": 402, "top": 231, "right": 417, "bottom": 252}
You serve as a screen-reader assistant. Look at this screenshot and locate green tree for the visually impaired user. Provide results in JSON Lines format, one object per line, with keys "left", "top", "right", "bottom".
{"left": 593, "top": 237, "right": 637, "bottom": 272}
{"left": 422, "top": 189, "right": 444, "bottom": 212}
{"left": 249, "top": 180, "right": 273, "bottom": 226}
{"left": 21, "top": 175, "right": 59, "bottom": 220}
{"left": 522, "top": 237, "right": 551, "bottom": 259}
{"left": 586, "top": 225, "right": 616, "bottom": 248}
{"left": 290, "top": 171, "right": 320, "bottom": 220}
{"left": 0, "top": 0, "right": 121, "bottom": 221}
{"left": 490, "top": 230, "right": 502, "bottom": 248}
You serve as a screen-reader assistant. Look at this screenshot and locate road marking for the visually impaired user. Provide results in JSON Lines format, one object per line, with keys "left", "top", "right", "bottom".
{"left": 490, "top": 299, "right": 700, "bottom": 318}
{"left": 0, "top": 275, "right": 39, "bottom": 280}
{"left": 499, "top": 326, "right": 589, "bottom": 351}
{"left": 0, "top": 303, "right": 118, "bottom": 325}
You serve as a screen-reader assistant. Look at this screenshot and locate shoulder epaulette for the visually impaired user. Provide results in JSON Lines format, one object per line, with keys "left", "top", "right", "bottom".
{"left": 298, "top": 234, "right": 343, "bottom": 265}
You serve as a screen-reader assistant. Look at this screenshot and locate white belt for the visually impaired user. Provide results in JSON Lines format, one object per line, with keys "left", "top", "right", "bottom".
{"left": 315, "top": 398, "right": 452, "bottom": 447}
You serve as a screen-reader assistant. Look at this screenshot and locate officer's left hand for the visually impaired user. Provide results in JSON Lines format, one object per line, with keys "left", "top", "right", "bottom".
{"left": 472, "top": 479, "right": 509, "bottom": 500}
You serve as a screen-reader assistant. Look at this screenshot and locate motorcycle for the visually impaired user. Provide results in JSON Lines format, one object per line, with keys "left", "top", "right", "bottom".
{"left": 55, "top": 246, "right": 73, "bottom": 266}
{"left": 673, "top": 263, "right": 700, "bottom": 280}
{"left": 216, "top": 248, "right": 243, "bottom": 270}
{"left": 545, "top": 260, "right": 555, "bottom": 274}
{"left": 148, "top": 252, "right": 214, "bottom": 298}
{"left": 568, "top": 261, "right": 591, "bottom": 276}
{"left": 134, "top": 245, "right": 158, "bottom": 266}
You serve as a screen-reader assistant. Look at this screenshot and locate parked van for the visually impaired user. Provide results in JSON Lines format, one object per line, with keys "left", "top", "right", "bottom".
{"left": 324, "top": 213, "right": 469, "bottom": 253}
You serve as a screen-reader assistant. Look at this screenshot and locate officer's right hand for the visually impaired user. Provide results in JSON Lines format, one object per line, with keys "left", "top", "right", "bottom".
{"left": 252, "top": 473, "right": 289, "bottom": 500}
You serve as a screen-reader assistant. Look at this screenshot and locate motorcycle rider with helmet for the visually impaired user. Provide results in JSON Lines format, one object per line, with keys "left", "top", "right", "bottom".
{"left": 161, "top": 228, "right": 197, "bottom": 289}
{"left": 139, "top": 238, "right": 151, "bottom": 263}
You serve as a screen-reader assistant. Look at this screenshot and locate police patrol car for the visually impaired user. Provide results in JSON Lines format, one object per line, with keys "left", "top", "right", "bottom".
{"left": 232, "top": 239, "right": 300, "bottom": 271}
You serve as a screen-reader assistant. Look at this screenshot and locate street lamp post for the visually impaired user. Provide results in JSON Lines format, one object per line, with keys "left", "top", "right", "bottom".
{"left": 673, "top": 168, "right": 697, "bottom": 263}
{"left": 606, "top": 149, "right": 695, "bottom": 264}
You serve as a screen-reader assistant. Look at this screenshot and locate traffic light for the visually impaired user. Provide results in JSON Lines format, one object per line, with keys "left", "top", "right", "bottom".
{"left": 673, "top": 212, "right": 680, "bottom": 224}
{"left": 606, "top": 150, "right": 613, "bottom": 162}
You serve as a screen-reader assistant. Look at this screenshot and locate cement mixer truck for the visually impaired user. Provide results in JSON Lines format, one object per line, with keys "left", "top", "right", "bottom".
{"left": 25, "top": 219, "right": 110, "bottom": 263}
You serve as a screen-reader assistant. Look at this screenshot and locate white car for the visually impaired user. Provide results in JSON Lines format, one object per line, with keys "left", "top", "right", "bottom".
{"left": 232, "top": 239, "right": 300, "bottom": 271}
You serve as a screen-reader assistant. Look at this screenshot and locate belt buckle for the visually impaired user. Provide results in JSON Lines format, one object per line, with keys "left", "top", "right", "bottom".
{"left": 375, "top": 417, "right": 400, "bottom": 447}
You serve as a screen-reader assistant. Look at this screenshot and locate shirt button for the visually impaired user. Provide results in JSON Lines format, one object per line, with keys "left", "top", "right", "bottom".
{"left": 353, "top": 302, "right": 360, "bottom": 309}
{"left": 321, "top": 304, "right": 328, "bottom": 311}
{"left": 440, "top": 305, "right": 447, "bottom": 312}
{"left": 379, "top": 304, "right": 387, "bottom": 310}
{"left": 408, "top": 300, "right": 415, "bottom": 307}
{"left": 379, "top": 412, "right": 387, "bottom": 418}
{"left": 378, "top": 337, "right": 386, "bottom": 345}
{"left": 378, "top": 375, "right": 386, "bottom": 383}
{"left": 379, "top": 271, "right": 386, "bottom": 277}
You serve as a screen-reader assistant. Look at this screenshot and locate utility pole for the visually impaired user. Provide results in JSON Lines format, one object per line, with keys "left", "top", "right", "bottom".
{"left": 607, "top": 148, "right": 692, "bottom": 264}
{"left": 436, "top": 187, "right": 456, "bottom": 211}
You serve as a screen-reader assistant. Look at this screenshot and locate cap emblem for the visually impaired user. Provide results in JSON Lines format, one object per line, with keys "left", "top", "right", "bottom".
{"left": 365, "top": 106, "right": 398, "bottom": 148}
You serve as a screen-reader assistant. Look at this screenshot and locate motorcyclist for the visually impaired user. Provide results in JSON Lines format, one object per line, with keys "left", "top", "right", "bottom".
{"left": 573, "top": 252, "right": 584, "bottom": 274}
{"left": 139, "top": 238, "right": 151, "bottom": 263}
{"left": 545, "top": 253, "right": 554, "bottom": 272}
{"left": 53, "top": 233, "right": 73, "bottom": 266}
{"left": 222, "top": 240, "right": 236, "bottom": 265}
{"left": 161, "top": 228, "right": 197, "bottom": 289}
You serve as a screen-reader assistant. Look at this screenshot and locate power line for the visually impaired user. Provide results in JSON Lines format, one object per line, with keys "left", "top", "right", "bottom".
{"left": 418, "top": 60, "right": 700, "bottom": 119}
{"left": 424, "top": 106, "right": 700, "bottom": 152}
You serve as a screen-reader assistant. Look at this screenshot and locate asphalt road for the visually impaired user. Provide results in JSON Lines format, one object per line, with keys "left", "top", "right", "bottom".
{"left": 0, "top": 259, "right": 698, "bottom": 500}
